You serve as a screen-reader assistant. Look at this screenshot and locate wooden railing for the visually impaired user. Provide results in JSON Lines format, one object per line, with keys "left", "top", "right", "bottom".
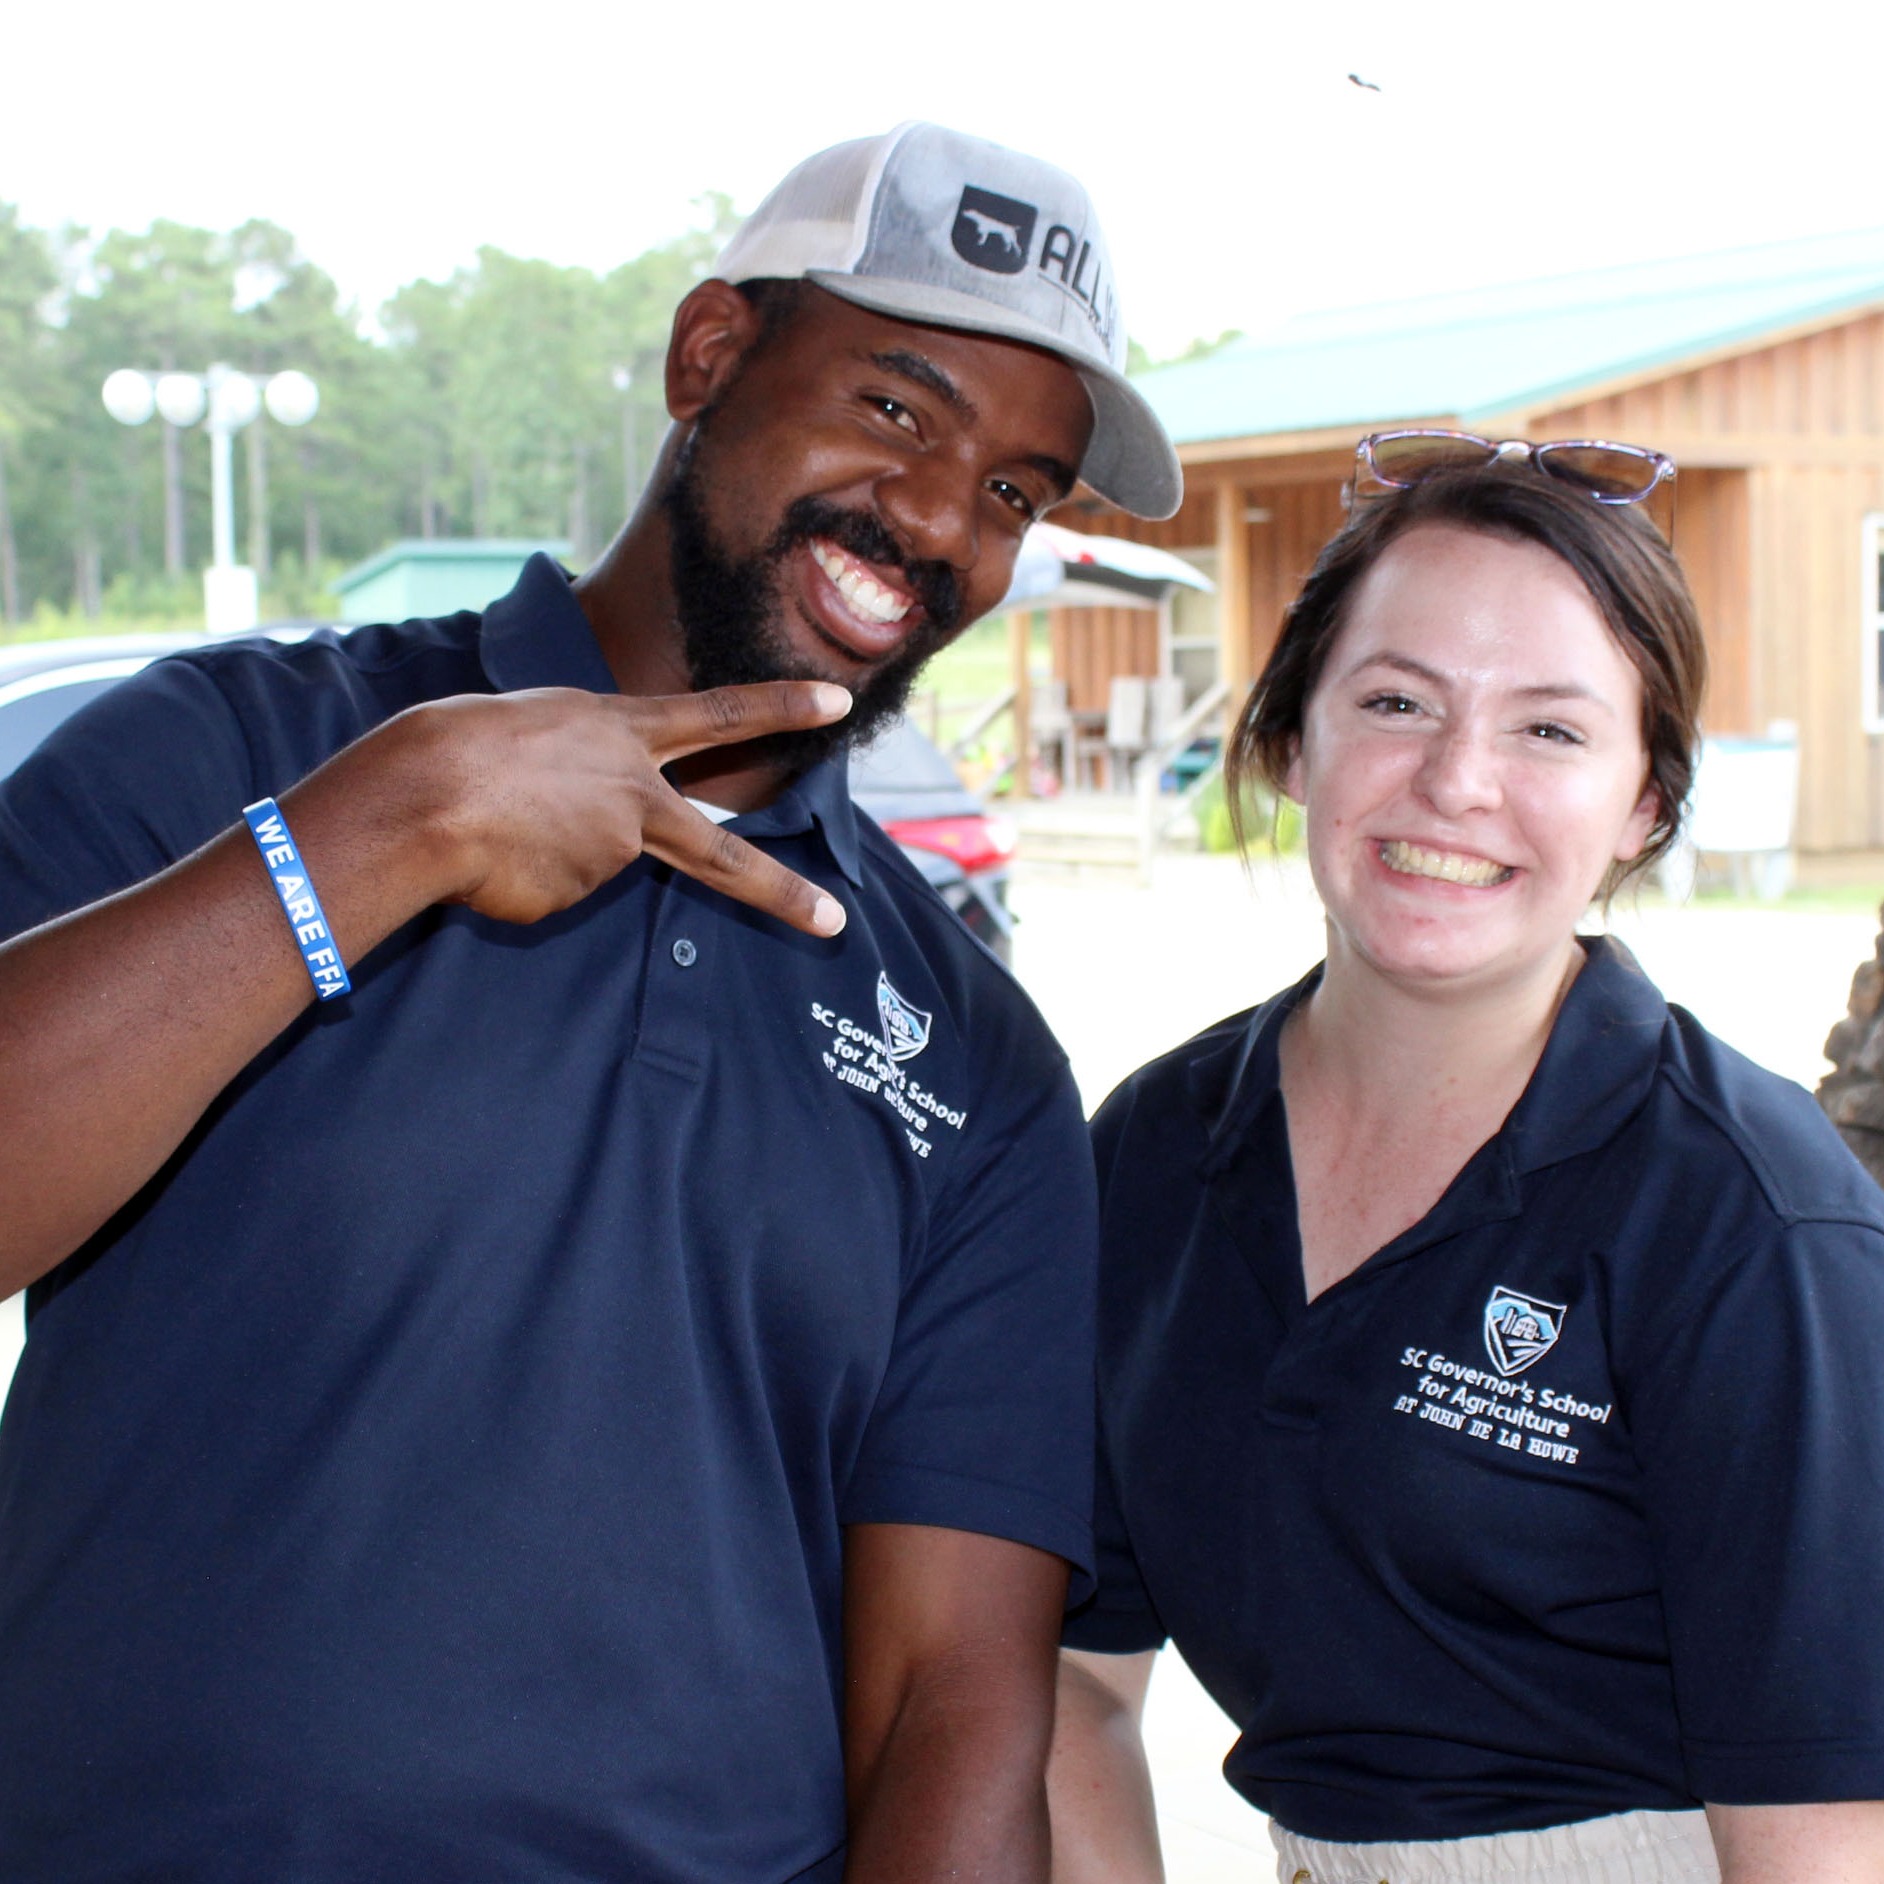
{"left": 1134, "top": 679, "right": 1231, "bottom": 876}
{"left": 942, "top": 687, "right": 1018, "bottom": 765}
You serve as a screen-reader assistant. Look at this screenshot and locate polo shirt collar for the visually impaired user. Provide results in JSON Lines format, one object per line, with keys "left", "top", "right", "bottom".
{"left": 1498, "top": 934, "right": 1668, "bottom": 1174}
{"left": 479, "top": 553, "right": 619, "bottom": 697}
{"left": 1201, "top": 935, "right": 1665, "bottom": 1174}
{"left": 476, "top": 552, "right": 865, "bottom": 889}
{"left": 1194, "top": 935, "right": 1670, "bottom": 1294}
{"left": 731, "top": 740, "right": 866, "bottom": 890}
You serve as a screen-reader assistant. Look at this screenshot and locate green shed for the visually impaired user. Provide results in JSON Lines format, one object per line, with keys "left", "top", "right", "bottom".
{"left": 333, "top": 539, "right": 573, "bottom": 625}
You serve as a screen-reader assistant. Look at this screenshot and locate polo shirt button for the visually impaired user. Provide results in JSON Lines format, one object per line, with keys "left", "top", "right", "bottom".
{"left": 671, "top": 938, "right": 698, "bottom": 968}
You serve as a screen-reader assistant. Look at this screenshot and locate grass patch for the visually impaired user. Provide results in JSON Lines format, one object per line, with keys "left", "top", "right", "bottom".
{"left": 906, "top": 612, "right": 1050, "bottom": 763}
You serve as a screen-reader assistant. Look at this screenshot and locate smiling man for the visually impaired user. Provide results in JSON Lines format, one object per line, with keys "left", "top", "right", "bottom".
{"left": 0, "top": 125, "right": 1179, "bottom": 1882}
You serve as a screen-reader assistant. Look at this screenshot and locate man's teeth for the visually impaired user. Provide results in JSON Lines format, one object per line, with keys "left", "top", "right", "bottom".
{"left": 1380, "top": 840, "right": 1512, "bottom": 887}
{"left": 811, "top": 541, "right": 911, "bottom": 626}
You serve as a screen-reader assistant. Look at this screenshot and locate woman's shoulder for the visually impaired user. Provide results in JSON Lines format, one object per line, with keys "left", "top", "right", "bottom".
{"left": 1648, "top": 1000, "right": 1884, "bottom": 1232}
{"left": 1091, "top": 974, "right": 1313, "bottom": 1172}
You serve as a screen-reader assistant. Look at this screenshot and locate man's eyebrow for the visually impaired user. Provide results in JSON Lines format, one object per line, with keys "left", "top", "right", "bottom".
{"left": 1025, "top": 454, "right": 1079, "bottom": 501}
{"left": 866, "top": 348, "right": 1078, "bottom": 499}
{"left": 869, "top": 349, "right": 976, "bottom": 422}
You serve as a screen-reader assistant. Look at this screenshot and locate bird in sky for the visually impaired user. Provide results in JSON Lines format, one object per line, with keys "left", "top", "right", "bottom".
{"left": 1348, "top": 72, "right": 1382, "bottom": 90}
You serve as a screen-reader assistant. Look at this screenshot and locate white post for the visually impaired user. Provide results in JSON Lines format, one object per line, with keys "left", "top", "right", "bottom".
{"left": 209, "top": 420, "right": 236, "bottom": 569}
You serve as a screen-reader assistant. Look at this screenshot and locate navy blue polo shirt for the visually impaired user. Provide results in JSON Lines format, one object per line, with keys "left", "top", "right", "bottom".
{"left": 1064, "top": 938, "right": 1884, "bottom": 1842}
{"left": 0, "top": 556, "right": 1097, "bottom": 1883}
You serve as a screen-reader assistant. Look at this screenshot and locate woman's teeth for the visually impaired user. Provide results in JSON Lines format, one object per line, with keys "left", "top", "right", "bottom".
{"left": 811, "top": 541, "right": 911, "bottom": 625}
{"left": 1380, "top": 840, "right": 1512, "bottom": 887}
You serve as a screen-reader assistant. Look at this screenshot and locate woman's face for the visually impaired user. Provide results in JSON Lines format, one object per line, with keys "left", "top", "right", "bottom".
{"left": 1287, "top": 523, "right": 1658, "bottom": 1000}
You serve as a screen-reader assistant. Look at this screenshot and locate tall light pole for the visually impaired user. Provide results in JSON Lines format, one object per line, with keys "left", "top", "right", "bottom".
{"left": 103, "top": 364, "right": 319, "bottom": 634}
{"left": 611, "top": 365, "right": 639, "bottom": 518}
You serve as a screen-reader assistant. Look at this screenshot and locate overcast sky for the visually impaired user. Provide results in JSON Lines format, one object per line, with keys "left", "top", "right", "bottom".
{"left": 5, "top": 0, "right": 1880, "bottom": 357}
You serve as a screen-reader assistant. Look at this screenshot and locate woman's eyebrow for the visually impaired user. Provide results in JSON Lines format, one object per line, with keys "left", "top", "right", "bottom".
{"left": 1344, "top": 654, "right": 1619, "bottom": 714}
{"left": 1513, "top": 681, "right": 1617, "bottom": 715}
{"left": 1341, "top": 651, "right": 1444, "bottom": 686}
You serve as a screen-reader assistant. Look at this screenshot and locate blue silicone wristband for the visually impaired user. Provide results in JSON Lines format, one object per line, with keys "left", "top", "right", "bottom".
{"left": 242, "top": 798, "right": 352, "bottom": 1001}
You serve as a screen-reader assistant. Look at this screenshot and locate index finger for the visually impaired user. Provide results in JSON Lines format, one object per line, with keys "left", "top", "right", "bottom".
{"left": 631, "top": 681, "right": 853, "bottom": 764}
{"left": 641, "top": 786, "right": 847, "bottom": 939}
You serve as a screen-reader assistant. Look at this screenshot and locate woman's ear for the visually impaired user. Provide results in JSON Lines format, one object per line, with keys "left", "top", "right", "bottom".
{"left": 1282, "top": 739, "right": 1306, "bottom": 808}
{"left": 664, "top": 280, "right": 764, "bottom": 425}
{"left": 1613, "top": 782, "right": 1661, "bottom": 863}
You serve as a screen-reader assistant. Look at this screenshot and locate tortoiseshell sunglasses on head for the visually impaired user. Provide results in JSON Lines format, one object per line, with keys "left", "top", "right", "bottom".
{"left": 1354, "top": 429, "right": 1677, "bottom": 537}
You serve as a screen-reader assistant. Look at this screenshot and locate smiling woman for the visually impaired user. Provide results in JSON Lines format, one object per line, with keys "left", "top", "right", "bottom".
{"left": 1048, "top": 455, "right": 1884, "bottom": 1884}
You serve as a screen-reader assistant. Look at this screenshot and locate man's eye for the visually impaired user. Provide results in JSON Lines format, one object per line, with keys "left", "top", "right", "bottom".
{"left": 870, "top": 397, "right": 919, "bottom": 435}
{"left": 987, "top": 479, "right": 1036, "bottom": 519}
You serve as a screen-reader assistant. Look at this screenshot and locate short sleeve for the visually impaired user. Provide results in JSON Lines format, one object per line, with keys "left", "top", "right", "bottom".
{"left": 1624, "top": 1214, "right": 1884, "bottom": 1802}
{"left": 1061, "top": 1407, "right": 1168, "bottom": 1651}
{"left": 1062, "top": 1079, "right": 1171, "bottom": 1650}
{"left": 0, "top": 654, "right": 257, "bottom": 942}
{"left": 840, "top": 1050, "right": 1098, "bottom": 1594}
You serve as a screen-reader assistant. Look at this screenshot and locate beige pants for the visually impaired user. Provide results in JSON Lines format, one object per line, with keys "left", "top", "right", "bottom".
{"left": 1272, "top": 1808, "right": 1719, "bottom": 1884}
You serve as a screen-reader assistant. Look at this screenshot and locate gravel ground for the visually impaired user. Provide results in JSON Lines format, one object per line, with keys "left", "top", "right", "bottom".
{"left": 0, "top": 856, "right": 1875, "bottom": 1879}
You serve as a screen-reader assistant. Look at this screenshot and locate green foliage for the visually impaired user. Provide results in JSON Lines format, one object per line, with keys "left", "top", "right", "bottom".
{"left": 0, "top": 194, "right": 743, "bottom": 622}
{"left": 1195, "top": 773, "right": 1303, "bottom": 855}
{"left": 1127, "top": 327, "right": 1247, "bottom": 376}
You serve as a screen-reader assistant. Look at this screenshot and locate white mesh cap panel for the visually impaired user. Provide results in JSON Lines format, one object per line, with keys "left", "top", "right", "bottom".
{"left": 712, "top": 132, "right": 894, "bottom": 283}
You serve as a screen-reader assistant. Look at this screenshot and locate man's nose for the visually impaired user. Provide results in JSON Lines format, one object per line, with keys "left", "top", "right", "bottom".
{"left": 874, "top": 455, "right": 980, "bottom": 575}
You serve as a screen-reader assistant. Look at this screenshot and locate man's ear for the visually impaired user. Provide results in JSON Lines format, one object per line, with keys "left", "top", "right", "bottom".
{"left": 665, "top": 280, "right": 764, "bottom": 424}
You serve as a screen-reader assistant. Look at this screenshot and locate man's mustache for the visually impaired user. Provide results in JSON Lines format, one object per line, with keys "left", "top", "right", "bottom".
{"left": 765, "top": 499, "right": 964, "bottom": 641}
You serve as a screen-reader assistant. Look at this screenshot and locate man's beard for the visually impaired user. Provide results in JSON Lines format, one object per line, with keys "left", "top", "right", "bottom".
{"left": 661, "top": 427, "right": 964, "bottom": 776}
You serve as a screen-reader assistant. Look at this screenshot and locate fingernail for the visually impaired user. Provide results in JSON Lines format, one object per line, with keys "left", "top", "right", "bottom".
{"left": 812, "top": 894, "right": 846, "bottom": 936}
{"left": 814, "top": 685, "right": 853, "bottom": 718}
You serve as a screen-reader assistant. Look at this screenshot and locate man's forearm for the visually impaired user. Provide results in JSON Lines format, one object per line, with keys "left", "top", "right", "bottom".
{"left": 841, "top": 1527, "right": 1070, "bottom": 1884}
{"left": 0, "top": 724, "right": 462, "bottom": 1294}
{"left": 0, "top": 679, "right": 851, "bottom": 1297}
{"left": 843, "top": 1672, "right": 1051, "bottom": 1882}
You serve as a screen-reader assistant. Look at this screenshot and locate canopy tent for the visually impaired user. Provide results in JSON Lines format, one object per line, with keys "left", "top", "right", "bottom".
{"left": 998, "top": 519, "right": 1212, "bottom": 613}
{"left": 987, "top": 523, "right": 1213, "bottom": 799}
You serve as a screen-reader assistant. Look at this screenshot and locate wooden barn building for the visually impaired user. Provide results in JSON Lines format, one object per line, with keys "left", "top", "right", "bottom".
{"left": 1062, "top": 229, "right": 1884, "bottom": 854}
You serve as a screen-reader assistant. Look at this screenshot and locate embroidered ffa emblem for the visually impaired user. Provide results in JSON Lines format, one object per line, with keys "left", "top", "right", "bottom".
{"left": 1483, "top": 1287, "right": 1566, "bottom": 1377}
{"left": 876, "top": 972, "right": 933, "bottom": 1063}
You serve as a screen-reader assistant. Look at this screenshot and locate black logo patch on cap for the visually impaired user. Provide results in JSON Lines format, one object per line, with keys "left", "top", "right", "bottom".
{"left": 951, "top": 187, "right": 1036, "bottom": 275}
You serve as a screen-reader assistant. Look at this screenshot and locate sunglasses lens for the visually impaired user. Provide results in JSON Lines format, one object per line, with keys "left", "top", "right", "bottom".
{"left": 1367, "top": 433, "right": 1498, "bottom": 486}
{"left": 1532, "top": 444, "right": 1664, "bottom": 502}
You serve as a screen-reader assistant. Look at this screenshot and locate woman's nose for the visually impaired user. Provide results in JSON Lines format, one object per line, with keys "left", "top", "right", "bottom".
{"left": 1415, "top": 723, "right": 1502, "bottom": 817}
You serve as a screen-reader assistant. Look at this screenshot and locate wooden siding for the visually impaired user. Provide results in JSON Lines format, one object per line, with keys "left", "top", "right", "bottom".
{"left": 1528, "top": 312, "right": 1884, "bottom": 848}
{"left": 1053, "top": 472, "right": 1344, "bottom": 706}
{"left": 1048, "top": 604, "right": 1159, "bottom": 714}
{"left": 1062, "top": 310, "right": 1884, "bottom": 847}
{"left": 1246, "top": 479, "right": 1346, "bottom": 669}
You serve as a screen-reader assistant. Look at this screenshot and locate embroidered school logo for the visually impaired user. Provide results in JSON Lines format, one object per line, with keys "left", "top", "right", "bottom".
{"left": 807, "top": 990, "right": 965, "bottom": 1159}
{"left": 1483, "top": 1287, "right": 1566, "bottom": 1377}
{"left": 876, "top": 972, "right": 933, "bottom": 1062}
{"left": 951, "top": 186, "right": 1036, "bottom": 275}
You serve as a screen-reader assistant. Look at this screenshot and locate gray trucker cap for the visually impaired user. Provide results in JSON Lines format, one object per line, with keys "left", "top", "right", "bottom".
{"left": 712, "top": 122, "right": 1182, "bottom": 521}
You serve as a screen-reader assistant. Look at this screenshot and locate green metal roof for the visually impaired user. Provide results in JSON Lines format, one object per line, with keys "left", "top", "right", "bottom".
{"left": 1134, "top": 229, "right": 1884, "bottom": 448}
{"left": 334, "top": 538, "right": 573, "bottom": 594}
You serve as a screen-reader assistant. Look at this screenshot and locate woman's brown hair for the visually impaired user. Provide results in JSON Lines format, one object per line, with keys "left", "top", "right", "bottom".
{"left": 1226, "top": 462, "right": 1708, "bottom": 887}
